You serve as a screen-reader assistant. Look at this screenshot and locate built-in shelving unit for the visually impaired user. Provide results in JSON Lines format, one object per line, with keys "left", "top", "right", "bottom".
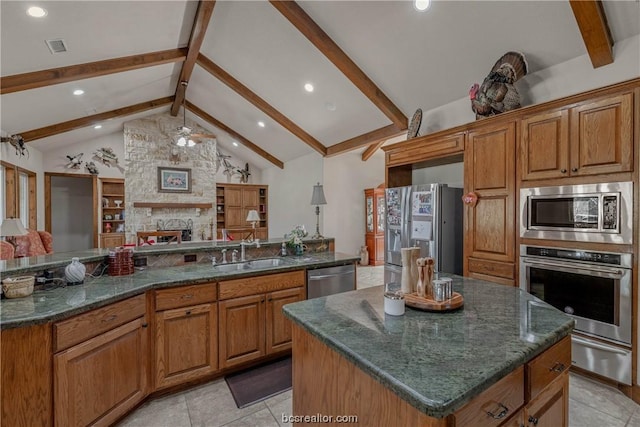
{"left": 216, "top": 183, "right": 268, "bottom": 240}
{"left": 99, "top": 178, "right": 125, "bottom": 248}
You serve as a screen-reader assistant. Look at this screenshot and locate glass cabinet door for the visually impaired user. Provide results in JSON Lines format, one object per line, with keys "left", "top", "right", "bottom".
{"left": 376, "top": 196, "right": 385, "bottom": 232}
{"left": 366, "top": 196, "right": 374, "bottom": 232}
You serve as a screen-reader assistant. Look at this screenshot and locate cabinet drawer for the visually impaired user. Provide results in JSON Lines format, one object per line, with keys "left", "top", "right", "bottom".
{"left": 54, "top": 294, "right": 145, "bottom": 352}
{"left": 454, "top": 365, "right": 524, "bottom": 427}
{"left": 219, "top": 271, "right": 305, "bottom": 300}
{"left": 155, "top": 283, "right": 217, "bottom": 311}
{"left": 527, "top": 336, "right": 571, "bottom": 399}
{"left": 468, "top": 258, "right": 515, "bottom": 280}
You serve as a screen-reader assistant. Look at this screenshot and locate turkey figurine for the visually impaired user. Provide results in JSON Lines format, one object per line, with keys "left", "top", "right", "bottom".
{"left": 469, "top": 51, "right": 528, "bottom": 119}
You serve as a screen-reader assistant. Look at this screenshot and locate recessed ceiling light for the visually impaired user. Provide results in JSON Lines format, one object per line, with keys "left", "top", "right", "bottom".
{"left": 73, "top": 89, "right": 84, "bottom": 96}
{"left": 304, "top": 83, "right": 314, "bottom": 93}
{"left": 325, "top": 102, "right": 336, "bottom": 112}
{"left": 232, "top": 142, "right": 239, "bottom": 147}
{"left": 27, "top": 6, "right": 47, "bottom": 18}
{"left": 414, "top": 0, "right": 431, "bottom": 11}
{"left": 94, "top": 125, "right": 102, "bottom": 129}
{"left": 257, "top": 121, "right": 265, "bottom": 128}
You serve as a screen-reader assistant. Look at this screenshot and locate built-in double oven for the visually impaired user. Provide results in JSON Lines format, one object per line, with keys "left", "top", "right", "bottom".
{"left": 519, "top": 182, "right": 634, "bottom": 385}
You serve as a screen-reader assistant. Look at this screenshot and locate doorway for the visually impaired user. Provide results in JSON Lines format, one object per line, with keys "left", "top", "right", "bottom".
{"left": 45, "top": 173, "right": 97, "bottom": 251}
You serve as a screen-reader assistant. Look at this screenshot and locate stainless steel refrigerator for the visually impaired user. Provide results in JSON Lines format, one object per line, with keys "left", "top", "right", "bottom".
{"left": 384, "top": 184, "right": 463, "bottom": 285}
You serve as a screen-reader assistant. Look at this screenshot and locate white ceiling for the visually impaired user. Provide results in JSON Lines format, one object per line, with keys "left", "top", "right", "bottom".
{"left": 1, "top": 0, "right": 639, "bottom": 169}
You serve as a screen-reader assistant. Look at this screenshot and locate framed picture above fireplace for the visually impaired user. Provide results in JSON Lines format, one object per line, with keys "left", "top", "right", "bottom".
{"left": 157, "top": 167, "right": 191, "bottom": 193}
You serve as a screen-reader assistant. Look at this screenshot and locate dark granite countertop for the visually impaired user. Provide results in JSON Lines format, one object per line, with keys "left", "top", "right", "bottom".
{"left": 0, "top": 251, "right": 358, "bottom": 330}
{"left": 0, "top": 237, "right": 333, "bottom": 275}
{"left": 283, "top": 275, "right": 574, "bottom": 419}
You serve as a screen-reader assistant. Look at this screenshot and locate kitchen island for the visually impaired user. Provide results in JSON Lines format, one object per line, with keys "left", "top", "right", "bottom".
{"left": 283, "top": 275, "right": 574, "bottom": 426}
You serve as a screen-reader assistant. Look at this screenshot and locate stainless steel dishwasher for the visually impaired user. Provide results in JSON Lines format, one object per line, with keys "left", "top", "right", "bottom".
{"left": 307, "top": 264, "right": 356, "bottom": 299}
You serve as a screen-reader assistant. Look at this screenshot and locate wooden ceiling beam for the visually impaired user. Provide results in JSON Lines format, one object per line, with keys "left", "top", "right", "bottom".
{"left": 1, "top": 49, "right": 187, "bottom": 95}
{"left": 197, "top": 53, "right": 327, "bottom": 156}
{"left": 171, "top": 0, "right": 217, "bottom": 116}
{"left": 326, "top": 124, "right": 403, "bottom": 157}
{"left": 270, "top": 0, "right": 407, "bottom": 130}
{"left": 19, "top": 96, "right": 174, "bottom": 142}
{"left": 569, "top": 0, "right": 613, "bottom": 68}
{"left": 186, "top": 101, "right": 285, "bottom": 169}
{"left": 362, "top": 140, "right": 387, "bottom": 161}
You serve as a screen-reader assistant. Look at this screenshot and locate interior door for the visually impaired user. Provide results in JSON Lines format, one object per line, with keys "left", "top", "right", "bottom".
{"left": 45, "top": 173, "right": 97, "bottom": 250}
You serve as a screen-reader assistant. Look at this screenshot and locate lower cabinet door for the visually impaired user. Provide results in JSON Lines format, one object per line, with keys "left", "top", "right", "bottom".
{"left": 155, "top": 303, "right": 218, "bottom": 390}
{"left": 266, "top": 287, "right": 305, "bottom": 354}
{"left": 219, "top": 294, "right": 265, "bottom": 369}
{"left": 54, "top": 318, "right": 148, "bottom": 427}
{"left": 524, "top": 374, "right": 568, "bottom": 427}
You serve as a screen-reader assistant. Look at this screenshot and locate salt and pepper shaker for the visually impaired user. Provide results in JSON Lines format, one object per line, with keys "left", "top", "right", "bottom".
{"left": 416, "top": 257, "right": 435, "bottom": 299}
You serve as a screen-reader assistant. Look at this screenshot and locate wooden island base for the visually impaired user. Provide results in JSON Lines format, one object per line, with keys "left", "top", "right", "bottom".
{"left": 291, "top": 324, "right": 570, "bottom": 427}
{"left": 292, "top": 325, "right": 444, "bottom": 427}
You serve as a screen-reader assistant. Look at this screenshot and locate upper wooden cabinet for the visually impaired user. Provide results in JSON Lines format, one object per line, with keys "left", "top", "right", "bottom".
{"left": 521, "top": 92, "right": 633, "bottom": 181}
{"left": 216, "top": 183, "right": 268, "bottom": 240}
{"left": 464, "top": 121, "right": 516, "bottom": 285}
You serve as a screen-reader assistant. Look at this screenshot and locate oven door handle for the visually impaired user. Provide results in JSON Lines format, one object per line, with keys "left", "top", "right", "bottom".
{"left": 571, "top": 336, "right": 630, "bottom": 355}
{"left": 521, "top": 259, "right": 625, "bottom": 278}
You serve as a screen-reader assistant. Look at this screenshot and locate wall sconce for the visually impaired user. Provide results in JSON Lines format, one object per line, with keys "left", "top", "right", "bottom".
{"left": 310, "top": 182, "right": 327, "bottom": 239}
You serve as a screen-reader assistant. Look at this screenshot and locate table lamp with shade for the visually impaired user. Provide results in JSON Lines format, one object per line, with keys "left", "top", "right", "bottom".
{"left": 0, "top": 218, "right": 28, "bottom": 248}
{"left": 311, "top": 182, "right": 327, "bottom": 239}
{"left": 246, "top": 209, "right": 260, "bottom": 241}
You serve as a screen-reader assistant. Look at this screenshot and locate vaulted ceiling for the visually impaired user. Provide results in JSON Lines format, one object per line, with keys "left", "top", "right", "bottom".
{"left": 1, "top": 1, "right": 639, "bottom": 170}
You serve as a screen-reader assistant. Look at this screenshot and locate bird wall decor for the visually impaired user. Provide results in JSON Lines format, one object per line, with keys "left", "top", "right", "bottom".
{"left": 93, "top": 147, "right": 118, "bottom": 166}
{"left": 469, "top": 51, "right": 528, "bottom": 120}
{"left": 236, "top": 163, "right": 251, "bottom": 184}
{"left": 66, "top": 153, "right": 84, "bottom": 169}
{"left": 1, "top": 134, "right": 28, "bottom": 157}
{"left": 85, "top": 161, "right": 99, "bottom": 175}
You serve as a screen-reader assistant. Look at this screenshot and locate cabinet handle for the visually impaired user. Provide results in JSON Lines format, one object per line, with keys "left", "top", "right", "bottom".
{"left": 560, "top": 169, "right": 567, "bottom": 173}
{"left": 261, "top": 298, "right": 265, "bottom": 303}
{"left": 549, "top": 362, "right": 566, "bottom": 373}
{"left": 267, "top": 297, "right": 272, "bottom": 302}
{"left": 102, "top": 315, "right": 117, "bottom": 323}
{"left": 528, "top": 415, "right": 539, "bottom": 425}
{"left": 181, "top": 294, "right": 194, "bottom": 300}
{"left": 141, "top": 322, "right": 148, "bottom": 328}
{"left": 185, "top": 310, "right": 192, "bottom": 315}
{"left": 486, "top": 403, "right": 509, "bottom": 419}
{"left": 571, "top": 168, "right": 578, "bottom": 172}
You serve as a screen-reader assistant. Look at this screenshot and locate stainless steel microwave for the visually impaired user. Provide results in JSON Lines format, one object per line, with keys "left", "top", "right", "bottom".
{"left": 519, "top": 182, "right": 633, "bottom": 244}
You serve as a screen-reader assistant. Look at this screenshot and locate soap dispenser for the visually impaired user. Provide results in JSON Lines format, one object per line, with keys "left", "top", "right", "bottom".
{"left": 281, "top": 242, "right": 287, "bottom": 256}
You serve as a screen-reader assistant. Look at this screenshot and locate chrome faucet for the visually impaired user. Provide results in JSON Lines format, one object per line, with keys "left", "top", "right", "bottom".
{"left": 221, "top": 249, "right": 228, "bottom": 264}
{"left": 231, "top": 249, "right": 238, "bottom": 263}
{"left": 240, "top": 239, "right": 261, "bottom": 262}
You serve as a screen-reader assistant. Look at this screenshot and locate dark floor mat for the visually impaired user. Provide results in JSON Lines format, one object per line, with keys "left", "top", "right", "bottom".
{"left": 225, "top": 356, "right": 292, "bottom": 408}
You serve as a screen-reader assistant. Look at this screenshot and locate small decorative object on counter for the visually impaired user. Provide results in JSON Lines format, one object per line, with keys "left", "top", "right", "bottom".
{"left": 295, "top": 244, "right": 304, "bottom": 256}
{"left": 108, "top": 247, "right": 134, "bottom": 276}
{"left": 400, "top": 248, "right": 413, "bottom": 294}
{"left": 407, "top": 247, "right": 420, "bottom": 292}
{"left": 65, "top": 257, "right": 86, "bottom": 285}
{"left": 384, "top": 291, "right": 405, "bottom": 316}
{"left": 286, "top": 225, "right": 308, "bottom": 248}
{"left": 281, "top": 242, "right": 287, "bottom": 256}
{"left": 416, "top": 257, "right": 435, "bottom": 298}
{"left": 2, "top": 276, "right": 35, "bottom": 298}
{"left": 360, "top": 245, "right": 369, "bottom": 266}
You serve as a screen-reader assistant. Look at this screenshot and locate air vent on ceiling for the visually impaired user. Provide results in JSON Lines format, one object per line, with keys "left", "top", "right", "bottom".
{"left": 45, "top": 39, "right": 68, "bottom": 54}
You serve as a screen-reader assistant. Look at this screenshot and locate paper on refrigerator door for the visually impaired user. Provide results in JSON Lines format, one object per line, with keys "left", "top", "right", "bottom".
{"left": 412, "top": 191, "right": 432, "bottom": 215}
{"left": 412, "top": 220, "right": 432, "bottom": 240}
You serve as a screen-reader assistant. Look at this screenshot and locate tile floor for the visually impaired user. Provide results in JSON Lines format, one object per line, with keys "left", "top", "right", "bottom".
{"left": 118, "top": 266, "right": 640, "bottom": 427}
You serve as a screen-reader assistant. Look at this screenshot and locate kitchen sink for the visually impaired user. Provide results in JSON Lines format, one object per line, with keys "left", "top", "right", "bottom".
{"left": 247, "top": 258, "right": 284, "bottom": 268}
{"left": 213, "top": 262, "right": 248, "bottom": 272}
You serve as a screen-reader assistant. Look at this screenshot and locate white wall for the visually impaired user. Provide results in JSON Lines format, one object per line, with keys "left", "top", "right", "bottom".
{"left": 419, "top": 34, "right": 640, "bottom": 136}
{"left": 261, "top": 152, "right": 323, "bottom": 240}
{"left": 412, "top": 163, "right": 464, "bottom": 188}
{"left": 323, "top": 150, "right": 385, "bottom": 255}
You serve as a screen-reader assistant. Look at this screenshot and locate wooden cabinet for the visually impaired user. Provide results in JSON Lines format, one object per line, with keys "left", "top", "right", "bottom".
{"left": 218, "top": 271, "right": 305, "bottom": 368}
{"left": 99, "top": 178, "right": 125, "bottom": 248}
{"left": 54, "top": 312, "right": 148, "bottom": 427}
{"left": 364, "top": 185, "right": 385, "bottom": 266}
{"left": 154, "top": 284, "right": 218, "bottom": 390}
{"left": 523, "top": 374, "right": 568, "bottom": 427}
{"left": 464, "top": 121, "right": 516, "bottom": 286}
{"left": 216, "top": 183, "right": 268, "bottom": 240}
{"left": 1, "top": 323, "right": 52, "bottom": 427}
{"left": 520, "top": 92, "right": 633, "bottom": 181}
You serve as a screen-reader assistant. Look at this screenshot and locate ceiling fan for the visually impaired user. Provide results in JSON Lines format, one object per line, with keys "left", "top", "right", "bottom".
{"left": 174, "top": 81, "right": 216, "bottom": 147}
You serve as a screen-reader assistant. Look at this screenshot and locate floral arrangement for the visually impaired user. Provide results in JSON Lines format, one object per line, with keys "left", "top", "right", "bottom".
{"left": 286, "top": 225, "right": 308, "bottom": 247}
